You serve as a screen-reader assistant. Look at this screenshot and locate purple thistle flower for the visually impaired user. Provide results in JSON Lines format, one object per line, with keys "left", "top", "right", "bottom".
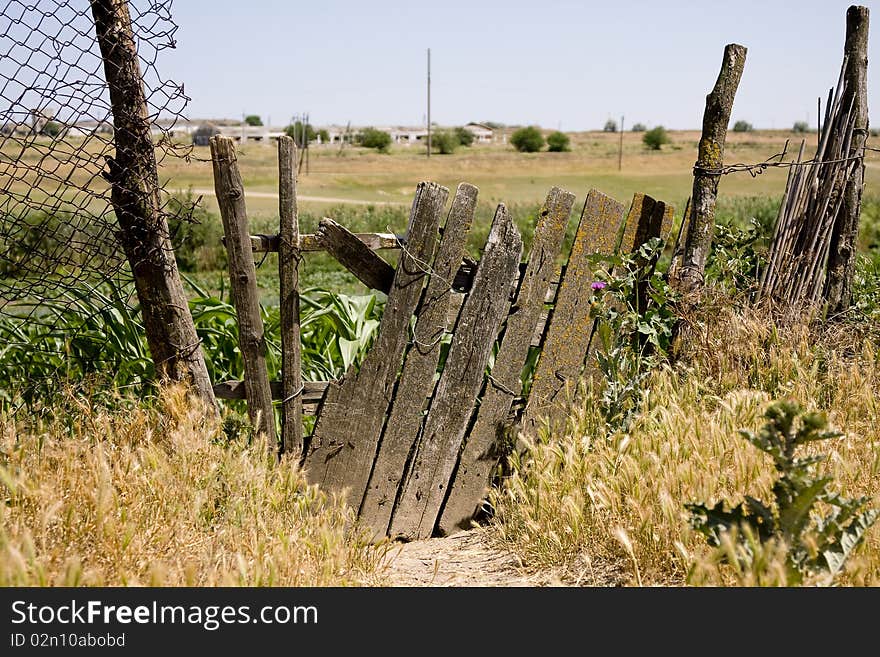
{"left": 591, "top": 281, "right": 607, "bottom": 290}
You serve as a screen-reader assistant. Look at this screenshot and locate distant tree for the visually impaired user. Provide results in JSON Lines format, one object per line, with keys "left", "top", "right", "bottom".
{"left": 432, "top": 131, "right": 459, "bottom": 154}
{"left": 358, "top": 127, "right": 392, "bottom": 152}
{"left": 454, "top": 126, "right": 475, "bottom": 147}
{"left": 510, "top": 126, "right": 545, "bottom": 153}
{"left": 317, "top": 128, "right": 330, "bottom": 143}
{"left": 483, "top": 120, "right": 505, "bottom": 129}
{"left": 42, "top": 121, "right": 62, "bottom": 137}
{"left": 643, "top": 126, "right": 669, "bottom": 150}
{"left": 546, "top": 131, "right": 571, "bottom": 152}
{"left": 732, "top": 120, "right": 753, "bottom": 132}
{"left": 631, "top": 123, "right": 647, "bottom": 132}
{"left": 244, "top": 115, "right": 263, "bottom": 127}
{"left": 284, "top": 121, "right": 316, "bottom": 147}
{"left": 792, "top": 121, "right": 810, "bottom": 133}
{"left": 603, "top": 119, "right": 618, "bottom": 132}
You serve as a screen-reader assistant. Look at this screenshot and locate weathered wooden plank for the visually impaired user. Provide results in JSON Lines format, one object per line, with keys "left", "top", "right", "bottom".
{"left": 278, "top": 136, "right": 303, "bottom": 456}
{"left": 438, "top": 187, "right": 575, "bottom": 536}
{"left": 359, "top": 183, "right": 479, "bottom": 538}
{"left": 213, "top": 379, "right": 328, "bottom": 403}
{"left": 522, "top": 189, "right": 625, "bottom": 438}
{"left": 389, "top": 204, "right": 523, "bottom": 540}
{"left": 243, "top": 232, "right": 403, "bottom": 253}
{"left": 317, "top": 218, "right": 396, "bottom": 293}
{"left": 303, "top": 182, "right": 448, "bottom": 506}
{"left": 210, "top": 136, "right": 276, "bottom": 445}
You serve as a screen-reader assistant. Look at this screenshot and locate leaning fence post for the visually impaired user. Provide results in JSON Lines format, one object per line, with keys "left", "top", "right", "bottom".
{"left": 825, "top": 5, "right": 869, "bottom": 313}
{"left": 672, "top": 43, "right": 747, "bottom": 292}
{"left": 210, "top": 135, "right": 277, "bottom": 446}
{"left": 278, "top": 136, "right": 303, "bottom": 456}
{"left": 90, "top": 0, "right": 216, "bottom": 409}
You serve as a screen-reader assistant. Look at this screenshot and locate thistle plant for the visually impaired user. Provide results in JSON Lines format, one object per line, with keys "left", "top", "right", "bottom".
{"left": 687, "top": 400, "right": 878, "bottom": 585}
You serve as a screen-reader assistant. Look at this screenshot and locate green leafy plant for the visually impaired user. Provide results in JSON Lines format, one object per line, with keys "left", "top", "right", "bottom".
{"left": 284, "top": 121, "right": 316, "bottom": 147}
{"left": 431, "top": 130, "right": 458, "bottom": 154}
{"left": 603, "top": 119, "right": 617, "bottom": 133}
{"left": 631, "top": 123, "right": 646, "bottom": 132}
{"left": 244, "top": 114, "right": 263, "bottom": 126}
{"left": 792, "top": 121, "right": 810, "bottom": 133}
{"left": 588, "top": 238, "right": 679, "bottom": 429}
{"left": 642, "top": 126, "right": 669, "bottom": 150}
{"left": 687, "top": 400, "right": 878, "bottom": 585}
{"left": 546, "top": 131, "right": 570, "bottom": 152}
{"left": 357, "top": 127, "right": 392, "bottom": 153}
{"left": 510, "top": 126, "right": 544, "bottom": 153}
{"left": 732, "top": 120, "right": 753, "bottom": 132}
{"left": 454, "top": 126, "right": 475, "bottom": 147}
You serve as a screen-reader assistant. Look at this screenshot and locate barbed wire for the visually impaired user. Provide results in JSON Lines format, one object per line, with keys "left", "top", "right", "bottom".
{"left": 693, "top": 138, "right": 871, "bottom": 178}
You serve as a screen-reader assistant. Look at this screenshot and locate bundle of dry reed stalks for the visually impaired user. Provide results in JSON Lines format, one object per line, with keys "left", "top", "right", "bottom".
{"left": 758, "top": 56, "right": 863, "bottom": 307}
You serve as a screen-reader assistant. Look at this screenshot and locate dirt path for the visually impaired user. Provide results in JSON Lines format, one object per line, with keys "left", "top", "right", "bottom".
{"left": 179, "top": 188, "right": 408, "bottom": 206}
{"left": 380, "top": 529, "right": 629, "bottom": 587}
{"left": 381, "top": 530, "right": 541, "bottom": 586}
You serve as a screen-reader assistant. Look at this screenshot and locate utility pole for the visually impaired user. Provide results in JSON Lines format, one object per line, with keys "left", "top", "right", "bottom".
{"left": 427, "top": 47, "right": 431, "bottom": 158}
{"left": 618, "top": 114, "right": 624, "bottom": 171}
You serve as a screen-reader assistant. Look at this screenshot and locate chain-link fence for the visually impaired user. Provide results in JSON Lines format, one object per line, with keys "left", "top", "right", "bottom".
{"left": 0, "top": 0, "right": 206, "bottom": 408}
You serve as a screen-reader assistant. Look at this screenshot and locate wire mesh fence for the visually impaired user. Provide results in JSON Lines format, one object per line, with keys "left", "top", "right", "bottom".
{"left": 0, "top": 0, "right": 197, "bottom": 408}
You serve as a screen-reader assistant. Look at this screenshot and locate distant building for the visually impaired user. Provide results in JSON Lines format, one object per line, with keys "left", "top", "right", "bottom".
{"left": 463, "top": 122, "right": 494, "bottom": 143}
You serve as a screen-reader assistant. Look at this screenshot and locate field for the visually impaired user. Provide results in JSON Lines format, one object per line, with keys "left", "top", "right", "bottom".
{"left": 166, "top": 128, "right": 880, "bottom": 219}
{"left": 151, "top": 129, "right": 880, "bottom": 299}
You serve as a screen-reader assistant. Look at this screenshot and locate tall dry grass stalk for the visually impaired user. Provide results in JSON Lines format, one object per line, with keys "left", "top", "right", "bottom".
{"left": 492, "top": 305, "right": 879, "bottom": 586}
{"left": 0, "top": 385, "right": 386, "bottom": 586}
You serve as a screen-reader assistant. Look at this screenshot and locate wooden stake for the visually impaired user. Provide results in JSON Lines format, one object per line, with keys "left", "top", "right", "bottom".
{"left": 211, "top": 135, "right": 277, "bottom": 446}
{"left": 278, "top": 136, "right": 303, "bottom": 456}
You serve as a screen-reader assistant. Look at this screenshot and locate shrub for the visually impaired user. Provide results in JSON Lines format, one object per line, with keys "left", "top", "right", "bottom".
{"left": 454, "top": 126, "right": 475, "bottom": 147}
{"left": 42, "top": 120, "right": 62, "bottom": 137}
{"left": 792, "top": 121, "right": 810, "bottom": 133}
{"left": 603, "top": 119, "right": 618, "bottom": 132}
{"left": 642, "top": 126, "right": 669, "bottom": 150}
{"left": 244, "top": 114, "right": 263, "bottom": 127}
{"left": 358, "top": 127, "right": 392, "bottom": 152}
{"left": 732, "top": 120, "right": 753, "bottom": 132}
{"left": 510, "top": 126, "right": 544, "bottom": 153}
{"left": 631, "top": 123, "right": 647, "bottom": 132}
{"left": 546, "top": 131, "right": 571, "bottom": 152}
{"left": 318, "top": 129, "right": 330, "bottom": 143}
{"left": 431, "top": 130, "right": 458, "bottom": 154}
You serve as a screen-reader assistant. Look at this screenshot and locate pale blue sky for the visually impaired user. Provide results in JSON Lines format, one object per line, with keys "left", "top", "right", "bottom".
{"left": 169, "top": 0, "right": 877, "bottom": 130}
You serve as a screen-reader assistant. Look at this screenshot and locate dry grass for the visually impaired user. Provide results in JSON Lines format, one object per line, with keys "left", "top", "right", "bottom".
{"left": 0, "top": 385, "right": 387, "bottom": 586}
{"left": 491, "top": 305, "right": 880, "bottom": 586}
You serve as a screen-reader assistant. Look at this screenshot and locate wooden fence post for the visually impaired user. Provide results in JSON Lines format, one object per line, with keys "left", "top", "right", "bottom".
{"left": 90, "top": 0, "right": 216, "bottom": 409}
{"left": 672, "top": 43, "right": 747, "bottom": 293}
{"left": 278, "top": 136, "right": 303, "bottom": 456}
{"left": 210, "top": 136, "right": 277, "bottom": 446}
{"left": 825, "top": 5, "right": 869, "bottom": 312}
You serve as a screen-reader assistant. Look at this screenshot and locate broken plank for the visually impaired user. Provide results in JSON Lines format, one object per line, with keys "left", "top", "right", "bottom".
{"left": 359, "top": 183, "right": 478, "bottom": 539}
{"left": 438, "top": 187, "right": 575, "bottom": 536}
{"left": 242, "top": 232, "right": 403, "bottom": 253}
{"left": 317, "top": 218, "right": 396, "bottom": 293}
{"left": 389, "top": 204, "right": 523, "bottom": 541}
{"left": 522, "top": 189, "right": 626, "bottom": 438}
{"left": 303, "top": 182, "right": 448, "bottom": 507}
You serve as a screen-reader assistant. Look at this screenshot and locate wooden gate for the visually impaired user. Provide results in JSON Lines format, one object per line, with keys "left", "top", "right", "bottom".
{"left": 211, "top": 135, "right": 673, "bottom": 541}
